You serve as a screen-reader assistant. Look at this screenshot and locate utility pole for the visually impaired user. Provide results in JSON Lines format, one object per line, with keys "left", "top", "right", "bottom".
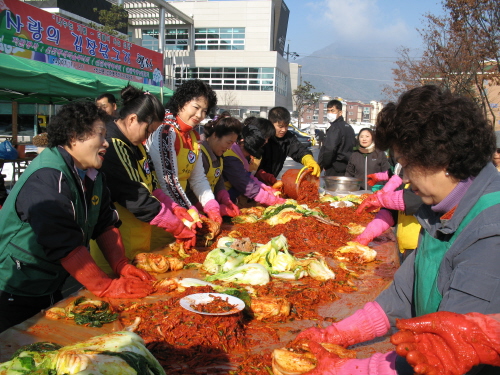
{"left": 285, "top": 41, "right": 299, "bottom": 61}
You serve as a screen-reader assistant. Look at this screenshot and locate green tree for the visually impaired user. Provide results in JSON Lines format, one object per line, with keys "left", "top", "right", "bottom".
{"left": 293, "top": 81, "right": 323, "bottom": 129}
{"left": 90, "top": 5, "right": 129, "bottom": 40}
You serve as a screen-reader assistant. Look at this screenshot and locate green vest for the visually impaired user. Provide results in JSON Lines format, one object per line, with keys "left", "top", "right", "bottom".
{"left": 414, "top": 191, "right": 500, "bottom": 316}
{"left": 0, "top": 147, "right": 103, "bottom": 297}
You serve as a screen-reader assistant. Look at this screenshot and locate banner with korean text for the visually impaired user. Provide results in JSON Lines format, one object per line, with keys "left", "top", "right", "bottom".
{"left": 0, "top": 0, "right": 164, "bottom": 86}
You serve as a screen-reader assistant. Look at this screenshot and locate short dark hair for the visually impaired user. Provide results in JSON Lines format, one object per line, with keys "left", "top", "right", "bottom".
{"left": 166, "top": 79, "right": 217, "bottom": 116}
{"left": 357, "top": 128, "right": 374, "bottom": 144}
{"left": 47, "top": 101, "right": 106, "bottom": 147}
{"left": 204, "top": 116, "right": 242, "bottom": 139}
{"left": 240, "top": 117, "right": 275, "bottom": 158}
{"left": 327, "top": 100, "right": 342, "bottom": 111}
{"left": 268, "top": 106, "right": 291, "bottom": 125}
{"left": 96, "top": 93, "right": 117, "bottom": 104}
{"left": 375, "top": 85, "right": 496, "bottom": 180}
{"left": 118, "top": 85, "right": 164, "bottom": 126}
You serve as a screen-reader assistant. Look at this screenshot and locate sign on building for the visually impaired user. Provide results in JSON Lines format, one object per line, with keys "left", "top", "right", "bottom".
{"left": 0, "top": 0, "right": 164, "bottom": 86}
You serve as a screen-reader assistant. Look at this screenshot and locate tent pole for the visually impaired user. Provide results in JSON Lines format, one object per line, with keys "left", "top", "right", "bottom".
{"left": 11, "top": 101, "right": 18, "bottom": 145}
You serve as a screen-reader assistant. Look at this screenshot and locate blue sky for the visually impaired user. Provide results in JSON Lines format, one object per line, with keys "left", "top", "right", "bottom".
{"left": 284, "top": 0, "right": 445, "bottom": 58}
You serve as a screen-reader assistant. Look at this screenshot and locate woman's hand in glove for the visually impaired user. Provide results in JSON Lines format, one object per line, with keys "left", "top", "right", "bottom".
{"left": 356, "top": 189, "right": 405, "bottom": 213}
{"left": 367, "top": 171, "right": 389, "bottom": 186}
{"left": 391, "top": 312, "right": 500, "bottom": 375}
{"left": 204, "top": 199, "right": 223, "bottom": 224}
{"left": 302, "top": 341, "right": 349, "bottom": 375}
{"left": 100, "top": 276, "right": 154, "bottom": 299}
{"left": 119, "top": 264, "right": 155, "bottom": 282}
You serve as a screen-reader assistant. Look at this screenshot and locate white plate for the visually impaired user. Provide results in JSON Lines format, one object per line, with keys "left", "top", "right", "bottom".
{"left": 179, "top": 293, "right": 245, "bottom": 316}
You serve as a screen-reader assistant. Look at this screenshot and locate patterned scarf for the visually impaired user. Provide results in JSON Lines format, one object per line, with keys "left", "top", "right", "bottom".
{"left": 151, "top": 110, "right": 192, "bottom": 208}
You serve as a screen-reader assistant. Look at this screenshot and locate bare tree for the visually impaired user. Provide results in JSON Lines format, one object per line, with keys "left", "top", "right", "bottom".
{"left": 293, "top": 81, "right": 323, "bottom": 129}
{"left": 219, "top": 91, "right": 240, "bottom": 117}
{"left": 385, "top": 0, "right": 500, "bottom": 123}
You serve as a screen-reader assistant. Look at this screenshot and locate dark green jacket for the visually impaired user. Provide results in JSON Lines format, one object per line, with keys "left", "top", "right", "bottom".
{"left": 0, "top": 147, "right": 103, "bottom": 296}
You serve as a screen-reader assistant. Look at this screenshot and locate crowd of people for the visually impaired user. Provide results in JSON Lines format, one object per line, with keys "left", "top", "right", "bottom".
{"left": 0, "top": 82, "right": 499, "bottom": 374}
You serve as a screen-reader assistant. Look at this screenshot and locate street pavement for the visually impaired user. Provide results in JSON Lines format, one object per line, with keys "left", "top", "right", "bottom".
{"left": 277, "top": 145, "right": 320, "bottom": 179}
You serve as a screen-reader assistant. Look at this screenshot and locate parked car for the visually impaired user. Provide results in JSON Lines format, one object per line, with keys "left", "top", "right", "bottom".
{"left": 288, "top": 128, "right": 312, "bottom": 148}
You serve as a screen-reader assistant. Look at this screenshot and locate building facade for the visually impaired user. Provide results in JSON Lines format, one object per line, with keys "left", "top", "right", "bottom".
{"left": 125, "top": 0, "right": 294, "bottom": 118}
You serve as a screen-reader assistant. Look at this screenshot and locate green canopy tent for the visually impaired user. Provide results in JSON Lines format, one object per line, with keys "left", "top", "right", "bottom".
{"left": 0, "top": 53, "right": 172, "bottom": 104}
{"left": 0, "top": 53, "right": 173, "bottom": 143}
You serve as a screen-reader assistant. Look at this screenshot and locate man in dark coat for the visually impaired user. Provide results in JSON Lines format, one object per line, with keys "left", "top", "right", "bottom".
{"left": 318, "top": 99, "right": 356, "bottom": 176}
{"left": 256, "top": 107, "right": 320, "bottom": 186}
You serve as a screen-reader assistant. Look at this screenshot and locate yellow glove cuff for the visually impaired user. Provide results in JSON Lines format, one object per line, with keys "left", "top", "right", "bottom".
{"left": 301, "top": 154, "right": 315, "bottom": 166}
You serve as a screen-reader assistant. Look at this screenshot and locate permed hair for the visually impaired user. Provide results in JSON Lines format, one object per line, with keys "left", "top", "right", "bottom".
{"left": 118, "top": 85, "right": 164, "bottom": 125}
{"left": 204, "top": 116, "right": 242, "bottom": 139}
{"left": 375, "top": 85, "right": 496, "bottom": 180}
{"left": 47, "top": 101, "right": 107, "bottom": 147}
{"left": 268, "top": 106, "right": 291, "bottom": 125}
{"left": 166, "top": 79, "right": 217, "bottom": 116}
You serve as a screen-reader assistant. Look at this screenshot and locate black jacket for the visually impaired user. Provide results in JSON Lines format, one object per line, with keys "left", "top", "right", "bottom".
{"left": 101, "top": 120, "right": 161, "bottom": 222}
{"left": 257, "top": 130, "right": 311, "bottom": 178}
{"left": 318, "top": 116, "right": 356, "bottom": 176}
{"left": 345, "top": 149, "right": 390, "bottom": 190}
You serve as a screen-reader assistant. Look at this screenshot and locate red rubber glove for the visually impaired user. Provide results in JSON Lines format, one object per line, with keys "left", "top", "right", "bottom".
{"left": 354, "top": 209, "right": 394, "bottom": 245}
{"left": 150, "top": 201, "right": 197, "bottom": 249}
{"left": 254, "top": 188, "right": 286, "bottom": 206}
{"left": 255, "top": 169, "right": 278, "bottom": 186}
{"left": 356, "top": 189, "right": 405, "bottom": 214}
{"left": 203, "top": 199, "right": 222, "bottom": 224}
{"left": 296, "top": 302, "right": 390, "bottom": 347}
{"left": 367, "top": 171, "right": 390, "bottom": 186}
{"left": 391, "top": 312, "right": 500, "bottom": 375}
{"left": 216, "top": 189, "right": 241, "bottom": 217}
{"left": 61, "top": 246, "right": 153, "bottom": 298}
{"left": 96, "top": 227, "right": 155, "bottom": 281}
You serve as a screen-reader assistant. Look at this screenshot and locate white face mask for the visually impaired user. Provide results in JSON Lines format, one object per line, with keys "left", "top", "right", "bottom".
{"left": 326, "top": 113, "right": 337, "bottom": 122}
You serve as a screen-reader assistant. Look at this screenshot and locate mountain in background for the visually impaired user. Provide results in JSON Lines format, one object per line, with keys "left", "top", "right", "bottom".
{"left": 295, "top": 41, "right": 398, "bottom": 103}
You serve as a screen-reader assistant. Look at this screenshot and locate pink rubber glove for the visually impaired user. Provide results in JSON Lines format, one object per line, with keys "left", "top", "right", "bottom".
{"left": 216, "top": 189, "right": 241, "bottom": 217}
{"left": 254, "top": 188, "right": 286, "bottom": 206}
{"left": 367, "top": 171, "right": 390, "bottom": 186}
{"left": 355, "top": 209, "right": 394, "bottom": 245}
{"left": 152, "top": 188, "right": 201, "bottom": 229}
{"left": 204, "top": 199, "right": 222, "bottom": 224}
{"left": 356, "top": 189, "right": 405, "bottom": 214}
{"left": 296, "top": 302, "right": 390, "bottom": 347}
{"left": 150, "top": 201, "right": 197, "bottom": 249}
{"left": 381, "top": 174, "right": 403, "bottom": 193}
{"left": 303, "top": 342, "right": 397, "bottom": 375}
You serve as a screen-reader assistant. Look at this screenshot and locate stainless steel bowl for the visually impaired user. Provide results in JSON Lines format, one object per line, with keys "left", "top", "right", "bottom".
{"left": 322, "top": 176, "right": 362, "bottom": 192}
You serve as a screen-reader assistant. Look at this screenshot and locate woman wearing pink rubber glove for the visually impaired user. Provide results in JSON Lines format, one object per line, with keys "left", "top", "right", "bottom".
{"left": 184, "top": 116, "right": 243, "bottom": 218}
{"left": 223, "top": 117, "right": 287, "bottom": 207}
{"left": 147, "top": 80, "right": 223, "bottom": 225}
{"left": 293, "top": 85, "right": 500, "bottom": 375}
{"left": 90, "top": 85, "right": 196, "bottom": 274}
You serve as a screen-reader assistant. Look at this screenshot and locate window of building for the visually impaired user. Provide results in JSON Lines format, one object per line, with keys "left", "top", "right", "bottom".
{"left": 142, "top": 28, "right": 188, "bottom": 51}
{"left": 175, "top": 66, "right": 287, "bottom": 94}
{"left": 165, "top": 28, "right": 189, "bottom": 50}
{"left": 195, "top": 27, "right": 245, "bottom": 51}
